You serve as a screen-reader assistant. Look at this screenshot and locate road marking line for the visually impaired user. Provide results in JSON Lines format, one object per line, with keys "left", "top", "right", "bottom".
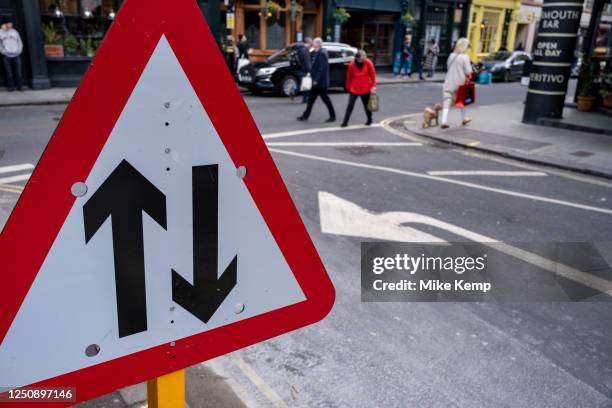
{"left": 269, "top": 148, "right": 612, "bottom": 215}
{"left": 0, "top": 174, "right": 31, "bottom": 184}
{"left": 380, "top": 114, "right": 424, "bottom": 143}
{"left": 262, "top": 123, "right": 381, "bottom": 139}
{"left": 234, "top": 357, "right": 288, "bottom": 408}
{"left": 427, "top": 170, "right": 547, "bottom": 177}
{"left": 0, "top": 163, "right": 34, "bottom": 174}
{"left": 266, "top": 141, "right": 422, "bottom": 147}
{"left": 319, "top": 191, "right": 612, "bottom": 294}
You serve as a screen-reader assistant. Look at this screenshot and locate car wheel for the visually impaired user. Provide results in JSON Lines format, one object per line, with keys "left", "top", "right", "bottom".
{"left": 280, "top": 75, "right": 299, "bottom": 97}
{"left": 504, "top": 70, "right": 511, "bottom": 83}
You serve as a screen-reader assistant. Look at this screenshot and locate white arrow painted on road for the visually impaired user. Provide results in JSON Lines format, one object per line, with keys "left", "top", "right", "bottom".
{"left": 319, "top": 191, "right": 446, "bottom": 243}
{"left": 318, "top": 191, "right": 612, "bottom": 294}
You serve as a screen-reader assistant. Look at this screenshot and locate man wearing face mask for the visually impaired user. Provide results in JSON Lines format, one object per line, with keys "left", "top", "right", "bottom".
{"left": 341, "top": 49, "right": 376, "bottom": 127}
{"left": 297, "top": 37, "right": 336, "bottom": 123}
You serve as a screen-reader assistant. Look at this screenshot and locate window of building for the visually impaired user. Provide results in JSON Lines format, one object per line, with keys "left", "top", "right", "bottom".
{"left": 39, "top": 0, "right": 119, "bottom": 58}
{"left": 480, "top": 12, "right": 500, "bottom": 54}
{"left": 266, "top": 12, "right": 286, "bottom": 50}
{"left": 244, "top": 11, "right": 262, "bottom": 49}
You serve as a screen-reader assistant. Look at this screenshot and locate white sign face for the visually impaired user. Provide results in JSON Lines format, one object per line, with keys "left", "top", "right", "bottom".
{"left": 0, "top": 36, "right": 305, "bottom": 388}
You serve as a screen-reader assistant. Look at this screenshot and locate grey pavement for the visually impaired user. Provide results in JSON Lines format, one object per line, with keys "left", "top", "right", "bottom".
{"left": 1, "top": 81, "right": 611, "bottom": 407}
{"left": 0, "top": 87, "right": 76, "bottom": 107}
{"left": 404, "top": 101, "right": 612, "bottom": 179}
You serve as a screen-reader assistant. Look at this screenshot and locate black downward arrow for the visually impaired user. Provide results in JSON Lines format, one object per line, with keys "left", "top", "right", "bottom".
{"left": 83, "top": 159, "right": 167, "bottom": 338}
{"left": 172, "top": 164, "right": 237, "bottom": 323}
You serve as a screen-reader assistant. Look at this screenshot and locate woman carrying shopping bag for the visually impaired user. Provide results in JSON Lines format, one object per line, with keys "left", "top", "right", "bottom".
{"left": 341, "top": 49, "right": 376, "bottom": 127}
{"left": 440, "top": 38, "right": 473, "bottom": 128}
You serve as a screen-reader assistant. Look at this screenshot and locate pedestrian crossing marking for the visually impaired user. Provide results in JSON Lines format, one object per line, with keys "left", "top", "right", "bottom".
{"left": 0, "top": 164, "right": 34, "bottom": 174}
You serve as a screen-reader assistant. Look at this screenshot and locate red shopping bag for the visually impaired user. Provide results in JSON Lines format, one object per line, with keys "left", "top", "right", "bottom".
{"left": 455, "top": 77, "right": 476, "bottom": 108}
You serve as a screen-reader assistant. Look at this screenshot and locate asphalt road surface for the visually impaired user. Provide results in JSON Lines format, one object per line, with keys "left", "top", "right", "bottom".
{"left": 1, "top": 81, "right": 611, "bottom": 407}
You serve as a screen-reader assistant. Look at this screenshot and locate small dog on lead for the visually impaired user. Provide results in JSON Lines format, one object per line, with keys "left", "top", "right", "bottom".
{"left": 422, "top": 103, "right": 442, "bottom": 128}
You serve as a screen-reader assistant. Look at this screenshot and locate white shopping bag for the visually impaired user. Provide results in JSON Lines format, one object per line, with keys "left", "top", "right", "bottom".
{"left": 300, "top": 74, "right": 312, "bottom": 92}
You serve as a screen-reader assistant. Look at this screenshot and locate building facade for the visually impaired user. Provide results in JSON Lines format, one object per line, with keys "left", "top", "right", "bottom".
{"left": 0, "top": 0, "right": 473, "bottom": 88}
{"left": 467, "top": 0, "right": 521, "bottom": 61}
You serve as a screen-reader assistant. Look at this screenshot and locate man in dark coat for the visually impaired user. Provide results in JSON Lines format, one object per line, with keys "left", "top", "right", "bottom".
{"left": 297, "top": 38, "right": 336, "bottom": 122}
{"left": 293, "top": 37, "right": 312, "bottom": 102}
{"left": 411, "top": 38, "right": 425, "bottom": 80}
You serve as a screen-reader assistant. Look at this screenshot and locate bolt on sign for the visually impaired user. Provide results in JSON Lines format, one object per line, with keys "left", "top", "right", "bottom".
{"left": 0, "top": 0, "right": 335, "bottom": 405}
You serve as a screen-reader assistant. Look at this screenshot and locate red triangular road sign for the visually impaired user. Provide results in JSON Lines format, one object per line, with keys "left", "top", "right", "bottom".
{"left": 0, "top": 0, "right": 334, "bottom": 404}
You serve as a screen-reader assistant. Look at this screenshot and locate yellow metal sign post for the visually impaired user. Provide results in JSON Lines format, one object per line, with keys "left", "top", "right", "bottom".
{"left": 147, "top": 369, "right": 185, "bottom": 408}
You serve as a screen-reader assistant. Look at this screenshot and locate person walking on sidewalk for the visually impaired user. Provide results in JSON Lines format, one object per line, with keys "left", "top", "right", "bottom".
{"left": 440, "top": 38, "right": 472, "bottom": 129}
{"left": 341, "top": 50, "right": 376, "bottom": 127}
{"left": 0, "top": 16, "right": 24, "bottom": 92}
{"left": 424, "top": 38, "right": 439, "bottom": 78}
{"left": 297, "top": 38, "right": 336, "bottom": 123}
{"left": 410, "top": 38, "right": 425, "bottom": 80}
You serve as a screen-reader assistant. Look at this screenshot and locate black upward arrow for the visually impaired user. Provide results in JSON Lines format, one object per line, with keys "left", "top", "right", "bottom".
{"left": 83, "top": 159, "right": 167, "bottom": 338}
{"left": 172, "top": 164, "right": 237, "bottom": 323}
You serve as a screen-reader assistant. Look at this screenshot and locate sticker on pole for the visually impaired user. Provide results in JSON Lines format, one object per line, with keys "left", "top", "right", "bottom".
{"left": 0, "top": 0, "right": 334, "bottom": 404}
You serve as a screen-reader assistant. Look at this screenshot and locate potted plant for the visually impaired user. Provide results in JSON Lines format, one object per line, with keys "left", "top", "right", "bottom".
{"left": 263, "top": 1, "right": 281, "bottom": 20}
{"left": 79, "top": 38, "right": 99, "bottom": 58}
{"left": 63, "top": 34, "right": 78, "bottom": 56}
{"left": 577, "top": 56, "right": 596, "bottom": 112}
{"left": 42, "top": 22, "right": 64, "bottom": 57}
{"left": 333, "top": 7, "right": 350, "bottom": 25}
{"left": 599, "top": 72, "right": 612, "bottom": 108}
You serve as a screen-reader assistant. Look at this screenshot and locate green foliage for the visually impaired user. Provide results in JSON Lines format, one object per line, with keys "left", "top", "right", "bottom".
{"left": 578, "top": 56, "right": 596, "bottom": 97}
{"left": 402, "top": 12, "right": 415, "bottom": 25}
{"left": 599, "top": 72, "right": 612, "bottom": 100}
{"left": 42, "top": 22, "right": 61, "bottom": 45}
{"left": 289, "top": 0, "right": 303, "bottom": 22}
{"left": 333, "top": 8, "right": 350, "bottom": 25}
{"left": 63, "top": 35, "right": 78, "bottom": 55}
{"left": 263, "top": 1, "right": 282, "bottom": 20}
{"left": 79, "top": 38, "right": 100, "bottom": 58}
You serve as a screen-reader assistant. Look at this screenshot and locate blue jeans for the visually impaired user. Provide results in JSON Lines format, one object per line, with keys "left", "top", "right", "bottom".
{"left": 399, "top": 59, "right": 412, "bottom": 76}
{"left": 2, "top": 55, "right": 24, "bottom": 89}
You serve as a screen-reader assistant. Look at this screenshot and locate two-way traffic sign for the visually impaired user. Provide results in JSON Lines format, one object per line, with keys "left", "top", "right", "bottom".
{"left": 0, "top": 0, "right": 334, "bottom": 405}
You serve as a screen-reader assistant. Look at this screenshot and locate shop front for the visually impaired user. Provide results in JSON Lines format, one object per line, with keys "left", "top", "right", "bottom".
{"left": 334, "top": 0, "right": 402, "bottom": 67}
{"left": 222, "top": 0, "right": 324, "bottom": 62}
{"left": 468, "top": 0, "right": 521, "bottom": 61}
{"left": 417, "top": 0, "right": 470, "bottom": 69}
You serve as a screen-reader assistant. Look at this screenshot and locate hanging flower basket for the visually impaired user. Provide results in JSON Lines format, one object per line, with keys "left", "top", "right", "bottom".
{"left": 401, "top": 12, "right": 414, "bottom": 26}
{"left": 333, "top": 8, "right": 350, "bottom": 25}
{"left": 263, "top": 1, "right": 282, "bottom": 20}
{"left": 289, "top": 0, "right": 303, "bottom": 22}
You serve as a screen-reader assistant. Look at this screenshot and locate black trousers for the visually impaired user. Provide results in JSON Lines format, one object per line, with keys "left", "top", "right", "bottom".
{"left": 2, "top": 55, "right": 23, "bottom": 89}
{"left": 342, "top": 92, "right": 371, "bottom": 125}
{"left": 301, "top": 87, "right": 335, "bottom": 119}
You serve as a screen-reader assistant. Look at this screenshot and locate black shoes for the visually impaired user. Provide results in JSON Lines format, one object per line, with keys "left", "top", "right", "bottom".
{"left": 325, "top": 117, "right": 336, "bottom": 123}
{"left": 365, "top": 119, "right": 372, "bottom": 126}
{"left": 340, "top": 122, "right": 348, "bottom": 128}
{"left": 297, "top": 116, "right": 307, "bottom": 121}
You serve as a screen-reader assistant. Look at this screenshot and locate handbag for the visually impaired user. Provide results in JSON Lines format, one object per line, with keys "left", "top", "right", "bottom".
{"left": 367, "top": 89, "right": 379, "bottom": 112}
{"left": 455, "top": 76, "right": 476, "bottom": 108}
{"left": 300, "top": 74, "right": 312, "bottom": 92}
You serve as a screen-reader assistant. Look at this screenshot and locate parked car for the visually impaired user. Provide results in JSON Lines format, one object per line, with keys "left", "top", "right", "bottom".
{"left": 237, "top": 42, "right": 358, "bottom": 96}
{"left": 478, "top": 51, "right": 532, "bottom": 82}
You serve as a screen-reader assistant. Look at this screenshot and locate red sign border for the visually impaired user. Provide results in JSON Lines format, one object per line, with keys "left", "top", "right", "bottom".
{"left": 0, "top": 0, "right": 334, "bottom": 405}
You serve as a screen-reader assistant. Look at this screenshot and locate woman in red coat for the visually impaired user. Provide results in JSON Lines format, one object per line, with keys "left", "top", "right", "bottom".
{"left": 341, "top": 49, "right": 376, "bottom": 127}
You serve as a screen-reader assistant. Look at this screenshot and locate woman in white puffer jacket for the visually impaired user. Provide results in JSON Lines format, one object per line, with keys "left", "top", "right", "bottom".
{"left": 441, "top": 38, "right": 472, "bottom": 128}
